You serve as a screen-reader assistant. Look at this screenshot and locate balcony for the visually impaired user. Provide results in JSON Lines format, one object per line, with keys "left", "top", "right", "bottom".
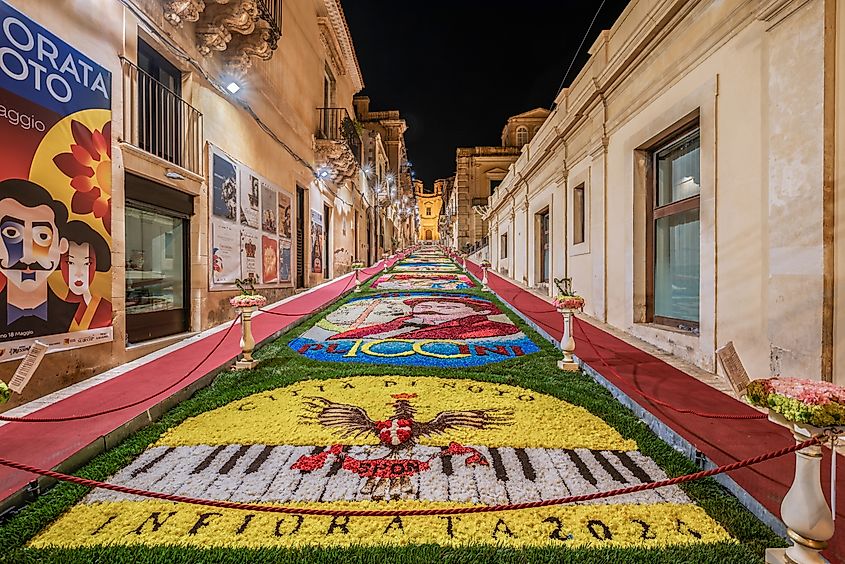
{"left": 121, "top": 58, "right": 203, "bottom": 175}
{"left": 163, "top": 0, "right": 283, "bottom": 72}
{"left": 314, "top": 107, "right": 362, "bottom": 184}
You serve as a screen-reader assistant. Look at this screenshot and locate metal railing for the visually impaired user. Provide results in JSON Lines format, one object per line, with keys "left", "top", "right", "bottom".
{"left": 257, "top": 0, "right": 283, "bottom": 39}
{"left": 465, "top": 236, "right": 489, "bottom": 254}
{"left": 121, "top": 57, "right": 203, "bottom": 175}
{"left": 316, "top": 107, "right": 362, "bottom": 165}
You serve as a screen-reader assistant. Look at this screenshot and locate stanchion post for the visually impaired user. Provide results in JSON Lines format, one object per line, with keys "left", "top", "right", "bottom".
{"left": 557, "top": 308, "right": 578, "bottom": 371}
{"left": 235, "top": 308, "right": 259, "bottom": 370}
{"left": 766, "top": 415, "right": 836, "bottom": 564}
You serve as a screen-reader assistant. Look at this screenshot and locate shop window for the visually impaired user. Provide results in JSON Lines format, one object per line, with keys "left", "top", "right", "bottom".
{"left": 538, "top": 210, "right": 550, "bottom": 283}
{"left": 648, "top": 129, "right": 701, "bottom": 329}
{"left": 124, "top": 174, "right": 192, "bottom": 343}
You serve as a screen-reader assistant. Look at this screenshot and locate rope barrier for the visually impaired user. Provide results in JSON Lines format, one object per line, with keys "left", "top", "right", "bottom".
{"left": 473, "top": 266, "right": 766, "bottom": 421}
{"left": 0, "top": 435, "right": 819, "bottom": 516}
{"left": 571, "top": 316, "right": 767, "bottom": 420}
{"left": 0, "top": 258, "right": 392, "bottom": 425}
{"left": 0, "top": 316, "right": 241, "bottom": 424}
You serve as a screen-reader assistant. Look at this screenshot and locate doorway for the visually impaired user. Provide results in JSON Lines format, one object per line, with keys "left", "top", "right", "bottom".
{"left": 124, "top": 174, "right": 192, "bottom": 343}
{"left": 538, "top": 209, "right": 550, "bottom": 284}
{"left": 296, "top": 186, "right": 305, "bottom": 288}
{"left": 323, "top": 203, "right": 331, "bottom": 279}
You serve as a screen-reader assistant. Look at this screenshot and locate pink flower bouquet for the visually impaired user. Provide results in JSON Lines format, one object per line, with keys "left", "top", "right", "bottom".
{"left": 229, "top": 294, "right": 267, "bottom": 308}
{"left": 746, "top": 377, "right": 845, "bottom": 427}
{"left": 553, "top": 294, "right": 585, "bottom": 311}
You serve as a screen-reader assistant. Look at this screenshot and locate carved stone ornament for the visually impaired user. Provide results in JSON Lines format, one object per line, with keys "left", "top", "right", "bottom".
{"left": 196, "top": 0, "right": 259, "bottom": 56}
{"left": 315, "top": 140, "right": 359, "bottom": 185}
{"left": 163, "top": 0, "right": 206, "bottom": 26}
{"left": 225, "top": 20, "right": 275, "bottom": 72}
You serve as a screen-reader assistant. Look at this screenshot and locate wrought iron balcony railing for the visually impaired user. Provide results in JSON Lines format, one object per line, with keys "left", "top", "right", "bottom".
{"left": 258, "top": 0, "right": 283, "bottom": 39}
{"left": 121, "top": 58, "right": 202, "bottom": 175}
{"left": 316, "top": 107, "right": 362, "bottom": 165}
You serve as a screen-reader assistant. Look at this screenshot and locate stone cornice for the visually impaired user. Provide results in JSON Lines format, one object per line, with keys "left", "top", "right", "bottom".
{"left": 322, "top": 0, "right": 364, "bottom": 92}
{"left": 756, "top": 0, "right": 813, "bottom": 30}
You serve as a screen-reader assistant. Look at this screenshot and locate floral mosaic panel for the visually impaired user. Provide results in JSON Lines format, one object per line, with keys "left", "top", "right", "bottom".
{"left": 371, "top": 273, "right": 475, "bottom": 290}
{"left": 31, "top": 377, "right": 731, "bottom": 549}
{"left": 289, "top": 293, "right": 539, "bottom": 367}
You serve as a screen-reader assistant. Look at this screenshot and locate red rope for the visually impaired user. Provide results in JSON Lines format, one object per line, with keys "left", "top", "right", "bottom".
{"left": 571, "top": 316, "right": 767, "bottom": 420}
{"left": 0, "top": 436, "right": 817, "bottom": 516}
{"left": 0, "top": 261, "right": 387, "bottom": 425}
{"left": 0, "top": 316, "right": 241, "bottom": 424}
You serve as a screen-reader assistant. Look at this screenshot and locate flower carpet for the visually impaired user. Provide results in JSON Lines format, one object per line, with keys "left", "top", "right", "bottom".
{"left": 1, "top": 247, "right": 782, "bottom": 563}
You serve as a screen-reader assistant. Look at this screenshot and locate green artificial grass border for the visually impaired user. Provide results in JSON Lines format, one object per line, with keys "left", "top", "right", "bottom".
{"left": 0, "top": 256, "right": 785, "bottom": 563}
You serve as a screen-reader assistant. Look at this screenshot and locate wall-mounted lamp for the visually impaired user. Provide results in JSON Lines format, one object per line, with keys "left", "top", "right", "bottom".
{"left": 165, "top": 169, "right": 185, "bottom": 180}
{"left": 226, "top": 81, "right": 241, "bottom": 94}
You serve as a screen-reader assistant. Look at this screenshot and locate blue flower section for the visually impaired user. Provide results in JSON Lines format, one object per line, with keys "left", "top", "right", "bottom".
{"left": 289, "top": 336, "right": 540, "bottom": 367}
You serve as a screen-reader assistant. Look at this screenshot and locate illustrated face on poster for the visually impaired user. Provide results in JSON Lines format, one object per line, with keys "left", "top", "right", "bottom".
{"left": 279, "top": 239, "right": 291, "bottom": 282}
{"left": 289, "top": 293, "right": 540, "bottom": 367}
{"left": 212, "top": 153, "right": 237, "bottom": 221}
{"left": 310, "top": 210, "right": 323, "bottom": 274}
{"left": 241, "top": 230, "right": 259, "bottom": 284}
{"left": 0, "top": 2, "right": 114, "bottom": 357}
{"left": 261, "top": 181, "right": 277, "bottom": 234}
{"left": 278, "top": 192, "right": 292, "bottom": 239}
{"left": 211, "top": 221, "right": 240, "bottom": 284}
{"left": 261, "top": 236, "right": 278, "bottom": 284}
{"left": 239, "top": 175, "right": 259, "bottom": 229}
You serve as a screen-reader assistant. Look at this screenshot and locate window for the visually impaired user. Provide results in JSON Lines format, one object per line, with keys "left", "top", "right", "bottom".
{"left": 516, "top": 126, "right": 529, "bottom": 147}
{"left": 137, "top": 39, "right": 183, "bottom": 166}
{"left": 124, "top": 174, "right": 192, "bottom": 343}
{"left": 573, "top": 184, "right": 585, "bottom": 245}
{"left": 501, "top": 232, "right": 508, "bottom": 259}
{"left": 489, "top": 179, "right": 502, "bottom": 195}
{"left": 426, "top": 206, "right": 431, "bottom": 216}
{"left": 538, "top": 210, "right": 550, "bottom": 283}
{"left": 648, "top": 128, "right": 700, "bottom": 328}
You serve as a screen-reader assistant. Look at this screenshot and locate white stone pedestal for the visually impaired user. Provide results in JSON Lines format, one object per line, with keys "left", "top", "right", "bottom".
{"left": 557, "top": 308, "right": 579, "bottom": 372}
{"left": 766, "top": 412, "right": 835, "bottom": 564}
{"left": 234, "top": 307, "right": 259, "bottom": 370}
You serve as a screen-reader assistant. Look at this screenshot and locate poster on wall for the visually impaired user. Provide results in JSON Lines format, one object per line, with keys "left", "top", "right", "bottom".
{"left": 278, "top": 192, "right": 292, "bottom": 239}
{"left": 279, "top": 239, "right": 291, "bottom": 282}
{"left": 239, "top": 174, "right": 259, "bottom": 229}
{"left": 310, "top": 210, "right": 323, "bottom": 274}
{"left": 241, "top": 230, "right": 259, "bottom": 283}
{"left": 261, "top": 181, "right": 277, "bottom": 234}
{"left": 261, "top": 236, "right": 278, "bottom": 283}
{"left": 211, "top": 221, "right": 240, "bottom": 284}
{"left": 212, "top": 152, "right": 237, "bottom": 221}
{"left": 0, "top": 2, "right": 114, "bottom": 361}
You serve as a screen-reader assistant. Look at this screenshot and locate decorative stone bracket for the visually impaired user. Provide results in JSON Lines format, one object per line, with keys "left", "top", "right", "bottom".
{"left": 315, "top": 139, "right": 359, "bottom": 185}
{"left": 163, "top": 0, "right": 281, "bottom": 73}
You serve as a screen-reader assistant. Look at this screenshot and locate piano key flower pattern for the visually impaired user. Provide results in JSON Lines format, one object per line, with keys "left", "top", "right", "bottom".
{"left": 30, "top": 376, "right": 731, "bottom": 549}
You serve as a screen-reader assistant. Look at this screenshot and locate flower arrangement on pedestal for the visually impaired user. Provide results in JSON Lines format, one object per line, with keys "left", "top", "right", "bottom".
{"left": 0, "top": 381, "right": 9, "bottom": 404}
{"left": 553, "top": 278, "right": 583, "bottom": 372}
{"left": 480, "top": 259, "right": 491, "bottom": 268}
{"left": 351, "top": 261, "right": 365, "bottom": 291}
{"left": 479, "top": 259, "right": 491, "bottom": 291}
{"left": 744, "top": 376, "right": 843, "bottom": 562}
{"left": 229, "top": 294, "right": 268, "bottom": 308}
{"left": 745, "top": 377, "right": 845, "bottom": 428}
{"left": 230, "top": 278, "right": 265, "bottom": 370}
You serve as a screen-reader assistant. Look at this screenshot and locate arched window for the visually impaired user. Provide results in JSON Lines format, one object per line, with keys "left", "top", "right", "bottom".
{"left": 516, "top": 126, "right": 529, "bottom": 146}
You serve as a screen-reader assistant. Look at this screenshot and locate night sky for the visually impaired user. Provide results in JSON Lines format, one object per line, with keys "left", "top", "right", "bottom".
{"left": 344, "top": 1, "right": 629, "bottom": 185}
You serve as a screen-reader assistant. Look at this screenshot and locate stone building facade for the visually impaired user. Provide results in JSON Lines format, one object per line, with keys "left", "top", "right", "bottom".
{"left": 354, "top": 95, "right": 417, "bottom": 252}
{"left": 415, "top": 180, "right": 442, "bottom": 241}
{"left": 0, "top": 0, "right": 412, "bottom": 408}
{"left": 485, "top": 0, "right": 845, "bottom": 385}
{"left": 444, "top": 109, "right": 549, "bottom": 251}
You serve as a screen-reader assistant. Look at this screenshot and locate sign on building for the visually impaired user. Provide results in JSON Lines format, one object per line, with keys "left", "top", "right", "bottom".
{"left": 0, "top": 1, "right": 113, "bottom": 362}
